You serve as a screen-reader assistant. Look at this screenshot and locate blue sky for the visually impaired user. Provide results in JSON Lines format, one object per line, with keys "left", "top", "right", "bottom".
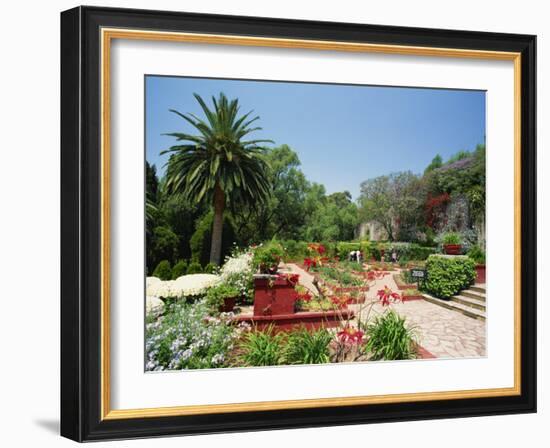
{"left": 145, "top": 76, "right": 485, "bottom": 200}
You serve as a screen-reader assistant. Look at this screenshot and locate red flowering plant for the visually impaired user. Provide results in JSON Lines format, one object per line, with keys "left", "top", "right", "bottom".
{"left": 303, "top": 243, "right": 329, "bottom": 271}
{"left": 294, "top": 284, "right": 312, "bottom": 302}
{"left": 337, "top": 326, "right": 365, "bottom": 345}
{"left": 331, "top": 278, "right": 406, "bottom": 362}
{"left": 377, "top": 285, "right": 403, "bottom": 306}
{"left": 330, "top": 294, "right": 353, "bottom": 309}
{"left": 331, "top": 324, "right": 366, "bottom": 362}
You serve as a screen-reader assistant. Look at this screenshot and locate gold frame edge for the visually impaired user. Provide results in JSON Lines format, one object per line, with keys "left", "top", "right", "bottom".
{"left": 100, "top": 27, "right": 523, "bottom": 420}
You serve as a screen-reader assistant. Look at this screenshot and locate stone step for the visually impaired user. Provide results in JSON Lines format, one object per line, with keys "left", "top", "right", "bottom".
{"left": 470, "top": 285, "right": 486, "bottom": 294}
{"left": 451, "top": 295, "right": 486, "bottom": 311}
{"left": 422, "top": 293, "right": 486, "bottom": 321}
{"left": 461, "top": 289, "right": 486, "bottom": 301}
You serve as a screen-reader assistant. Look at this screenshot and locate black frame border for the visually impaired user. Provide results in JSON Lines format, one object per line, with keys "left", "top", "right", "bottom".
{"left": 61, "top": 6, "right": 536, "bottom": 442}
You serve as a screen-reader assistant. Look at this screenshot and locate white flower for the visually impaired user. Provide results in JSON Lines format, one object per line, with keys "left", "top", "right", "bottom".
{"left": 146, "top": 274, "right": 221, "bottom": 298}
{"left": 146, "top": 296, "right": 165, "bottom": 315}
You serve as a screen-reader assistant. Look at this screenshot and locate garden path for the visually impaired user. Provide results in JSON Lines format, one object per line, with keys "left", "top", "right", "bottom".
{"left": 284, "top": 263, "right": 486, "bottom": 359}
{"left": 356, "top": 271, "right": 486, "bottom": 358}
{"left": 284, "top": 263, "right": 319, "bottom": 294}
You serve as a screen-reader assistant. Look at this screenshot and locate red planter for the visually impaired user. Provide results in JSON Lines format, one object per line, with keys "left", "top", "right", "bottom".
{"left": 475, "top": 264, "right": 486, "bottom": 284}
{"left": 443, "top": 244, "right": 462, "bottom": 255}
{"left": 234, "top": 310, "right": 354, "bottom": 332}
{"left": 402, "top": 294, "right": 424, "bottom": 302}
{"left": 253, "top": 275, "right": 298, "bottom": 316}
{"left": 219, "top": 296, "right": 236, "bottom": 313}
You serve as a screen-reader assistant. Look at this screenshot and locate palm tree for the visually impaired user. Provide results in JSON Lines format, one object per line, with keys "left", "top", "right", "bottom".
{"left": 162, "top": 93, "right": 272, "bottom": 265}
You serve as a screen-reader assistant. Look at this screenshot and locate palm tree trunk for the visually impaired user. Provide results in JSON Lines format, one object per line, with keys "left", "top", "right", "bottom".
{"left": 209, "top": 185, "right": 225, "bottom": 265}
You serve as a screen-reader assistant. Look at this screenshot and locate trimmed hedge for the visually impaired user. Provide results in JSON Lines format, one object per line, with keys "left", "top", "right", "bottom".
{"left": 423, "top": 255, "right": 476, "bottom": 299}
{"left": 335, "top": 241, "right": 370, "bottom": 260}
{"left": 152, "top": 260, "right": 172, "bottom": 281}
{"left": 171, "top": 259, "right": 188, "bottom": 279}
{"left": 186, "top": 261, "right": 203, "bottom": 274}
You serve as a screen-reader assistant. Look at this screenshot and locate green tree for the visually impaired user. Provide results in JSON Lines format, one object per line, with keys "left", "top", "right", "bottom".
{"left": 152, "top": 260, "right": 172, "bottom": 281}
{"left": 162, "top": 93, "right": 272, "bottom": 265}
{"left": 424, "top": 154, "right": 443, "bottom": 174}
{"left": 147, "top": 226, "right": 179, "bottom": 272}
{"left": 233, "top": 145, "right": 309, "bottom": 242}
{"left": 358, "top": 171, "right": 423, "bottom": 241}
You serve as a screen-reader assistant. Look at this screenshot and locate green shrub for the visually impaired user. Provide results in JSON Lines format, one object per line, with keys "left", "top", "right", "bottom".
{"left": 336, "top": 242, "right": 362, "bottom": 260}
{"left": 171, "top": 259, "right": 188, "bottom": 279}
{"left": 441, "top": 232, "right": 462, "bottom": 245}
{"left": 189, "top": 211, "right": 236, "bottom": 265}
{"left": 316, "top": 265, "right": 362, "bottom": 287}
{"left": 186, "top": 261, "right": 203, "bottom": 274}
{"left": 424, "top": 254, "right": 476, "bottom": 299}
{"left": 282, "top": 239, "right": 310, "bottom": 260}
{"left": 238, "top": 326, "right": 286, "bottom": 366}
{"left": 319, "top": 241, "right": 337, "bottom": 258}
{"left": 253, "top": 241, "right": 285, "bottom": 273}
{"left": 203, "top": 262, "right": 217, "bottom": 274}
{"left": 152, "top": 260, "right": 172, "bottom": 280}
{"left": 205, "top": 283, "right": 239, "bottom": 312}
{"left": 467, "top": 245, "right": 486, "bottom": 265}
{"left": 284, "top": 327, "right": 332, "bottom": 365}
{"left": 366, "top": 310, "right": 417, "bottom": 360}
{"left": 147, "top": 226, "right": 179, "bottom": 272}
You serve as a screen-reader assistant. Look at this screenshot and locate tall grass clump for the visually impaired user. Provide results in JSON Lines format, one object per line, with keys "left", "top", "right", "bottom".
{"left": 239, "top": 326, "right": 286, "bottom": 367}
{"left": 285, "top": 327, "right": 332, "bottom": 365}
{"left": 366, "top": 310, "right": 417, "bottom": 360}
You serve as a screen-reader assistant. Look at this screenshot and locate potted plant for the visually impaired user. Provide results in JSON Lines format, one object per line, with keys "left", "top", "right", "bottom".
{"left": 441, "top": 232, "right": 462, "bottom": 255}
{"left": 253, "top": 241, "right": 285, "bottom": 274}
{"left": 205, "top": 283, "right": 239, "bottom": 313}
{"left": 467, "top": 245, "right": 486, "bottom": 283}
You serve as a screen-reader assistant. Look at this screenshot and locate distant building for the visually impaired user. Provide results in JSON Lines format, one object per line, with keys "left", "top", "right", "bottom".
{"left": 355, "top": 221, "right": 390, "bottom": 241}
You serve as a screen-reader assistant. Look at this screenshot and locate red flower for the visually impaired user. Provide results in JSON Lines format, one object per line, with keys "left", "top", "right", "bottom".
{"left": 297, "top": 292, "right": 312, "bottom": 302}
{"left": 330, "top": 295, "right": 352, "bottom": 308}
{"left": 307, "top": 243, "right": 325, "bottom": 255}
{"left": 376, "top": 285, "right": 402, "bottom": 306}
{"left": 337, "top": 327, "right": 364, "bottom": 344}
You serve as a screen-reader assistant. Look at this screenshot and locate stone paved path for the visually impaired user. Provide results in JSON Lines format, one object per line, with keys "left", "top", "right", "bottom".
{"left": 286, "top": 263, "right": 486, "bottom": 359}
{"left": 355, "top": 270, "right": 486, "bottom": 359}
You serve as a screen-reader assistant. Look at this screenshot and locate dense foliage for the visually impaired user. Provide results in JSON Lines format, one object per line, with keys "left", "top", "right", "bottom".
{"left": 146, "top": 91, "right": 485, "bottom": 274}
{"left": 145, "top": 301, "right": 240, "bottom": 370}
{"left": 365, "top": 310, "right": 417, "bottom": 361}
{"left": 423, "top": 254, "right": 476, "bottom": 299}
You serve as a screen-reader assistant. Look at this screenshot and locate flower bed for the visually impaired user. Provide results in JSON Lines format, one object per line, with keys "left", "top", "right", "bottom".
{"left": 401, "top": 288, "right": 424, "bottom": 302}
{"left": 393, "top": 273, "right": 417, "bottom": 290}
{"left": 146, "top": 274, "right": 220, "bottom": 299}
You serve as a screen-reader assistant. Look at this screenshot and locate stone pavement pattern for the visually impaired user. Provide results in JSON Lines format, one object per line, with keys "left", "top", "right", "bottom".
{"left": 356, "top": 269, "right": 486, "bottom": 359}
{"left": 286, "top": 262, "right": 486, "bottom": 359}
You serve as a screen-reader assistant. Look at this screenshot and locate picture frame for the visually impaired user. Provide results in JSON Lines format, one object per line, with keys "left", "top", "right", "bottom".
{"left": 60, "top": 5, "right": 536, "bottom": 442}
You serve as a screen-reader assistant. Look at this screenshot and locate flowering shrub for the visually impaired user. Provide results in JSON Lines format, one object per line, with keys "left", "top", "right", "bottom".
{"left": 145, "top": 300, "right": 243, "bottom": 370}
{"left": 219, "top": 249, "right": 255, "bottom": 302}
{"left": 146, "top": 274, "right": 220, "bottom": 299}
{"left": 303, "top": 243, "right": 329, "bottom": 270}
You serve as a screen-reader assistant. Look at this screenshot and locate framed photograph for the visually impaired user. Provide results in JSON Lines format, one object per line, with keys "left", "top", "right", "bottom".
{"left": 60, "top": 6, "right": 536, "bottom": 442}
